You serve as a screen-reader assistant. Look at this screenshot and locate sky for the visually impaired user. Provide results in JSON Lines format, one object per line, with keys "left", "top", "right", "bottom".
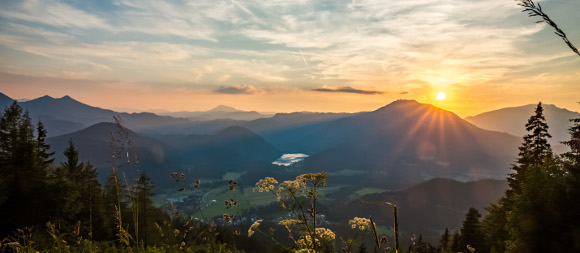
{"left": 0, "top": 0, "right": 579, "bottom": 117}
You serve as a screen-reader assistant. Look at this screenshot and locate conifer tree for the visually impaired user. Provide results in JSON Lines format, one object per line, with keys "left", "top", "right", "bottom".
{"left": 36, "top": 121, "right": 54, "bottom": 166}
{"left": 507, "top": 102, "right": 552, "bottom": 195}
{"left": 481, "top": 200, "right": 509, "bottom": 253}
{"left": 438, "top": 228, "right": 450, "bottom": 253}
{"left": 558, "top": 108, "right": 580, "bottom": 251}
{"left": 79, "top": 162, "right": 104, "bottom": 240}
{"left": 102, "top": 171, "right": 130, "bottom": 240}
{"left": 0, "top": 102, "right": 51, "bottom": 235}
{"left": 498, "top": 102, "right": 563, "bottom": 252}
{"left": 133, "top": 171, "right": 156, "bottom": 246}
{"left": 459, "top": 208, "right": 486, "bottom": 252}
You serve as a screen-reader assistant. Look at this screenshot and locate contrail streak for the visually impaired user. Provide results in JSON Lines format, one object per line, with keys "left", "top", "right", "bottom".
{"left": 299, "top": 49, "right": 315, "bottom": 80}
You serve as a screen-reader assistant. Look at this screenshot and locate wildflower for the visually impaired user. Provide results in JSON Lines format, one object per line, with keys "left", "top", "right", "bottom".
{"left": 228, "top": 179, "right": 238, "bottom": 191}
{"left": 248, "top": 219, "right": 262, "bottom": 237}
{"left": 223, "top": 214, "right": 233, "bottom": 223}
{"left": 349, "top": 217, "right": 374, "bottom": 231}
{"left": 316, "top": 227, "right": 336, "bottom": 241}
{"left": 253, "top": 177, "right": 279, "bottom": 192}
{"left": 278, "top": 219, "right": 301, "bottom": 226}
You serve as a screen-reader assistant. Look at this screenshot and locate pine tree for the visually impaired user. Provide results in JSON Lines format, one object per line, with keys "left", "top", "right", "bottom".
{"left": 36, "top": 121, "right": 54, "bottom": 166}
{"left": 132, "top": 171, "right": 156, "bottom": 246}
{"left": 0, "top": 102, "right": 51, "bottom": 235}
{"left": 508, "top": 102, "right": 552, "bottom": 195}
{"left": 558, "top": 108, "right": 580, "bottom": 251}
{"left": 499, "top": 102, "right": 564, "bottom": 252}
{"left": 439, "top": 228, "right": 450, "bottom": 253}
{"left": 79, "top": 162, "right": 104, "bottom": 240}
{"left": 459, "top": 208, "right": 486, "bottom": 252}
{"left": 62, "top": 139, "right": 82, "bottom": 178}
{"left": 481, "top": 200, "right": 509, "bottom": 253}
{"left": 449, "top": 231, "right": 460, "bottom": 253}
{"left": 102, "top": 171, "right": 130, "bottom": 240}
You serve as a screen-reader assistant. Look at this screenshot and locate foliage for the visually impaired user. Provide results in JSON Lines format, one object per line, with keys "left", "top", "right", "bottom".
{"left": 518, "top": 0, "right": 580, "bottom": 57}
{"left": 0, "top": 102, "right": 53, "bottom": 236}
{"left": 253, "top": 173, "right": 339, "bottom": 252}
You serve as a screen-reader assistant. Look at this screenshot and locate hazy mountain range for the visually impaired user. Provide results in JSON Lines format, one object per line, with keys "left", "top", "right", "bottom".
{"left": 3, "top": 91, "right": 579, "bottom": 242}
{"left": 158, "top": 105, "right": 272, "bottom": 121}
{"left": 464, "top": 103, "right": 579, "bottom": 153}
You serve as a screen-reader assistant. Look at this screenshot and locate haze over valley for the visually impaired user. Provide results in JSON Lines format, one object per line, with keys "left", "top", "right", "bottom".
{"left": 2, "top": 91, "right": 578, "bottom": 243}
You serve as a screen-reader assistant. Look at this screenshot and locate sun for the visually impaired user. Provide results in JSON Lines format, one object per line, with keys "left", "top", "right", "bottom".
{"left": 436, "top": 92, "right": 446, "bottom": 100}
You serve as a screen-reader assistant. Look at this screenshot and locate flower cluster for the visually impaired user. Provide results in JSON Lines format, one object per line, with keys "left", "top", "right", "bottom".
{"left": 349, "top": 217, "right": 374, "bottom": 231}
{"left": 296, "top": 228, "right": 336, "bottom": 249}
{"left": 296, "top": 173, "right": 327, "bottom": 187}
{"left": 315, "top": 227, "right": 336, "bottom": 241}
{"left": 278, "top": 219, "right": 301, "bottom": 226}
{"left": 228, "top": 179, "right": 238, "bottom": 191}
{"left": 222, "top": 214, "right": 234, "bottom": 223}
{"left": 253, "top": 177, "right": 278, "bottom": 192}
{"left": 224, "top": 199, "right": 238, "bottom": 209}
{"left": 247, "top": 219, "right": 262, "bottom": 237}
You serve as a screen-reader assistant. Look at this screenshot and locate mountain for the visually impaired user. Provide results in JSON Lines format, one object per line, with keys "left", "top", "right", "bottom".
{"left": 161, "top": 126, "right": 282, "bottom": 178}
{"left": 334, "top": 178, "right": 508, "bottom": 242}
{"left": 47, "top": 122, "right": 176, "bottom": 185}
{"left": 160, "top": 105, "right": 270, "bottom": 121}
{"left": 300, "top": 100, "right": 521, "bottom": 188}
{"left": 42, "top": 119, "right": 86, "bottom": 137}
{"left": 0, "top": 92, "right": 15, "bottom": 110}
{"left": 243, "top": 112, "right": 355, "bottom": 152}
{"left": 464, "top": 103, "right": 579, "bottom": 153}
{"left": 12, "top": 94, "right": 191, "bottom": 136}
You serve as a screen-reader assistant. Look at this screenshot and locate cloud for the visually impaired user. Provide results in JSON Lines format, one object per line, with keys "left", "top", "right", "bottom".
{"left": 311, "top": 86, "right": 383, "bottom": 95}
{"left": 215, "top": 84, "right": 257, "bottom": 94}
{"left": 0, "top": 0, "right": 107, "bottom": 28}
{"left": 399, "top": 91, "right": 409, "bottom": 95}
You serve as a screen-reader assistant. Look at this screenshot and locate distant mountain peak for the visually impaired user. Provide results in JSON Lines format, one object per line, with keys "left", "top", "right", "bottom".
{"left": 0, "top": 92, "right": 14, "bottom": 101}
{"left": 208, "top": 105, "right": 239, "bottom": 113}
{"left": 37, "top": 95, "right": 55, "bottom": 100}
{"left": 373, "top": 99, "right": 424, "bottom": 113}
{"left": 216, "top": 125, "right": 256, "bottom": 137}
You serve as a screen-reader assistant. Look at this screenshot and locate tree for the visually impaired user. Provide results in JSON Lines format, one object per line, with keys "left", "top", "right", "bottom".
{"left": 36, "top": 121, "right": 54, "bottom": 167}
{"left": 438, "top": 228, "right": 450, "bottom": 253}
{"left": 50, "top": 139, "right": 104, "bottom": 240}
{"left": 507, "top": 102, "right": 552, "bottom": 195}
{"left": 562, "top": 107, "right": 580, "bottom": 165}
{"left": 558, "top": 109, "right": 580, "bottom": 251}
{"left": 79, "top": 162, "right": 104, "bottom": 240}
{"left": 459, "top": 208, "right": 486, "bottom": 252}
{"left": 132, "top": 171, "right": 157, "bottom": 246}
{"left": 484, "top": 102, "right": 571, "bottom": 252}
{"left": 102, "top": 171, "right": 130, "bottom": 240}
{"left": 0, "top": 102, "right": 51, "bottom": 236}
{"left": 481, "top": 200, "right": 509, "bottom": 253}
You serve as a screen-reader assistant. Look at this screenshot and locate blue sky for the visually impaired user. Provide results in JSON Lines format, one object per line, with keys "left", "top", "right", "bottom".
{"left": 0, "top": 0, "right": 579, "bottom": 116}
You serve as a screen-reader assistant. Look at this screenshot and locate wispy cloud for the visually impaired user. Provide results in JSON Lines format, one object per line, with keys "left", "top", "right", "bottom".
{"left": 311, "top": 86, "right": 383, "bottom": 95}
{"left": 0, "top": 0, "right": 107, "bottom": 28}
{"left": 0, "top": 0, "right": 578, "bottom": 114}
{"left": 215, "top": 84, "right": 258, "bottom": 94}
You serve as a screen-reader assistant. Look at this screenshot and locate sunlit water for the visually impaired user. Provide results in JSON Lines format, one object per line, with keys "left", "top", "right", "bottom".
{"left": 272, "top": 153, "right": 309, "bottom": 166}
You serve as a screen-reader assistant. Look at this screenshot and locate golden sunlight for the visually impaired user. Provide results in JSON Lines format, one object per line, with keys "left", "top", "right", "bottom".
{"left": 436, "top": 92, "right": 446, "bottom": 100}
